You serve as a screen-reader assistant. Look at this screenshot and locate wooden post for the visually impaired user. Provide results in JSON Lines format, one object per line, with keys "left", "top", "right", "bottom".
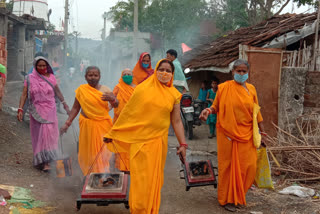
{"left": 312, "top": 0, "right": 320, "bottom": 71}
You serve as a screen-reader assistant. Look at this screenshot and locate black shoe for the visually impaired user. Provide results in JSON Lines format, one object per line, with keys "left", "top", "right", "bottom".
{"left": 224, "top": 203, "right": 236, "bottom": 212}
{"left": 208, "top": 134, "right": 213, "bottom": 139}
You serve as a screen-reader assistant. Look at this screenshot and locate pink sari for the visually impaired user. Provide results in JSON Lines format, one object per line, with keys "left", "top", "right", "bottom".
{"left": 24, "top": 69, "right": 59, "bottom": 166}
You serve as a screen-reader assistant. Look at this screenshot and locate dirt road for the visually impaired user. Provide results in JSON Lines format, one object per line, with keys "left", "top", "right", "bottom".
{"left": 1, "top": 111, "right": 320, "bottom": 214}
{"left": 1, "top": 76, "right": 320, "bottom": 213}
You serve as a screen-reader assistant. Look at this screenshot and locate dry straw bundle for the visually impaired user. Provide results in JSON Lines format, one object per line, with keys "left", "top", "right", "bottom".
{"left": 267, "top": 113, "right": 320, "bottom": 181}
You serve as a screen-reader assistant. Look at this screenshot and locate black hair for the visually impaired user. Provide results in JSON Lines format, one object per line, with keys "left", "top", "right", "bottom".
{"left": 85, "top": 66, "right": 101, "bottom": 75}
{"left": 156, "top": 59, "right": 175, "bottom": 73}
{"left": 211, "top": 77, "right": 220, "bottom": 84}
{"left": 166, "top": 49, "right": 178, "bottom": 58}
{"left": 35, "top": 59, "right": 47, "bottom": 67}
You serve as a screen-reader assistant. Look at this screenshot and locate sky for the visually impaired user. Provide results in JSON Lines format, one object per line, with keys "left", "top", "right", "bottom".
{"left": 48, "top": 0, "right": 118, "bottom": 40}
{"left": 46, "top": 0, "right": 314, "bottom": 40}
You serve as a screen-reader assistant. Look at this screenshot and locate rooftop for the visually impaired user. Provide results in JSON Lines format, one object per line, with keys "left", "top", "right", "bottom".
{"left": 182, "top": 13, "right": 317, "bottom": 71}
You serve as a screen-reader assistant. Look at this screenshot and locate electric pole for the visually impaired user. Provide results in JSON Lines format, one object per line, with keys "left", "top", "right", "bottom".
{"left": 73, "top": 31, "right": 80, "bottom": 55}
{"left": 102, "top": 12, "right": 107, "bottom": 40}
{"left": 133, "top": 0, "right": 138, "bottom": 63}
{"left": 63, "top": 0, "right": 69, "bottom": 69}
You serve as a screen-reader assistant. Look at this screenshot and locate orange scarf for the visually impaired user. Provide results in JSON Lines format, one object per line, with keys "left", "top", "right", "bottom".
{"left": 75, "top": 84, "right": 112, "bottom": 121}
{"left": 105, "top": 59, "right": 180, "bottom": 145}
{"left": 132, "top": 52, "right": 154, "bottom": 85}
{"left": 213, "top": 80, "right": 263, "bottom": 142}
{"left": 113, "top": 71, "right": 135, "bottom": 123}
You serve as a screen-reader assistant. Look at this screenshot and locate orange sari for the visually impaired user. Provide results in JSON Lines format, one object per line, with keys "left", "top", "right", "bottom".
{"left": 211, "top": 80, "right": 263, "bottom": 206}
{"left": 132, "top": 52, "right": 154, "bottom": 85}
{"left": 75, "top": 84, "right": 113, "bottom": 175}
{"left": 105, "top": 59, "right": 181, "bottom": 214}
{"left": 112, "top": 71, "right": 135, "bottom": 171}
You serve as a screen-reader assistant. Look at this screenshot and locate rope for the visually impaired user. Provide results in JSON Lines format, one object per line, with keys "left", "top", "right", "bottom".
{"left": 111, "top": 141, "right": 129, "bottom": 171}
{"left": 85, "top": 143, "right": 106, "bottom": 176}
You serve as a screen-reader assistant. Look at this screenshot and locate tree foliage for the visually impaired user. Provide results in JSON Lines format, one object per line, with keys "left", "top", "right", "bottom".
{"left": 293, "top": 0, "right": 317, "bottom": 7}
{"left": 107, "top": 0, "right": 317, "bottom": 48}
{"left": 107, "top": 0, "right": 212, "bottom": 49}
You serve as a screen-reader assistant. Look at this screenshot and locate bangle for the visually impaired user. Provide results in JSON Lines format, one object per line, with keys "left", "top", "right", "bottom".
{"left": 179, "top": 143, "right": 188, "bottom": 149}
{"left": 260, "top": 132, "right": 267, "bottom": 136}
{"left": 110, "top": 99, "right": 117, "bottom": 104}
{"left": 61, "top": 100, "right": 66, "bottom": 104}
{"left": 205, "top": 108, "right": 212, "bottom": 114}
{"left": 18, "top": 108, "right": 23, "bottom": 113}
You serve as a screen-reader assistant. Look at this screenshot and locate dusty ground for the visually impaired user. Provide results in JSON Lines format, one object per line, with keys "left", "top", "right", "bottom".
{"left": 0, "top": 77, "right": 320, "bottom": 214}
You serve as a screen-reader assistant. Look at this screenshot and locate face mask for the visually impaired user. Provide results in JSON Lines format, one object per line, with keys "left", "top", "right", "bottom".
{"left": 122, "top": 75, "right": 133, "bottom": 85}
{"left": 142, "top": 63, "right": 149, "bottom": 68}
{"left": 234, "top": 73, "right": 248, "bottom": 84}
{"left": 87, "top": 79, "right": 99, "bottom": 87}
{"left": 157, "top": 71, "right": 172, "bottom": 84}
{"left": 37, "top": 68, "right": 47, "bottom": 75}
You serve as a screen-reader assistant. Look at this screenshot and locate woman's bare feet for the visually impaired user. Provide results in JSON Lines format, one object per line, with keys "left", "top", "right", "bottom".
{"left": 42, "top": 163, "right": 51, "bottom": 172}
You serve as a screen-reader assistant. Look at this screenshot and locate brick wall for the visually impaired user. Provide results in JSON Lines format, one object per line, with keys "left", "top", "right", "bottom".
{"left": 0, "top": 36, "right": 7, "bottom": 67}
{"left": 304, "top": 71, "right": 320, "bottom": 114}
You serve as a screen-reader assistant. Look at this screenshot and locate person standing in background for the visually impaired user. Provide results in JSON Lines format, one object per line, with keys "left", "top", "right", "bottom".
{"left": 0, "top": 63, "right": 6, "bottom": 110}
{"left": 166, "top": 49, "right": 189, "bottom": 94}
{"left": 206, "top": 78, "right": 219, "bottom": 138}
{"left": 112, "top": 68, "right": 136, "bottom": 171}
{"left": 132, "top": 52, "right": 154, "bottom": 85}
{"left": 198, "top": 81, "right": 208, "bottom": 102}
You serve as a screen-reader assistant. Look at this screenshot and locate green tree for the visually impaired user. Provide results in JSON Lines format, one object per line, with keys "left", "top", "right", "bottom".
{"left": 107, "top": 0, "right": 213, "bottom": 50}
{"left": 293, "top": 0, "right": 317, "bottom": 7}
{"left": 214, "top": 0, "right": 249, "bottom": 32}
{"left": 5, "top": 0, "right": 13, "bottom": 12}
{"left": 107, "top": 0, "right": 149, "bottom": 31}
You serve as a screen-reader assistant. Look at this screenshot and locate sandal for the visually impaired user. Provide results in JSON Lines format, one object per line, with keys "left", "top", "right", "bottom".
{"left": 224, "top": 203, "right": 236, "bottom": 212}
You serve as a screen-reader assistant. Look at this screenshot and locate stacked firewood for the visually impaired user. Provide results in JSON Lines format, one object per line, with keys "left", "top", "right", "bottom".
{"left": 267, "top": 113, "right": 320, "bottom": 181}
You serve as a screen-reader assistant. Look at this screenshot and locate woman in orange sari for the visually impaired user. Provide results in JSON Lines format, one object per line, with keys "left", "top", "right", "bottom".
{"left": 105, "top": 59, "right": 187, "bottom": 214}
{"left": 200, "top": 59, "right": 267, "bottom": 212}
{"left": 132, "top": 52, "right": 154, "bottom": 85}
{"left": 112, "top": 68, "right": 135, "bottom": 171}
{"left": 60, "top": 66, "right": 119, "bottom": 175}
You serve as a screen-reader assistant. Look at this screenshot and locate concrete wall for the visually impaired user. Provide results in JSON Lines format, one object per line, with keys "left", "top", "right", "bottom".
{"left": 0, "top": 13, "right": 8, "bottom": 67}
{"left": 279, "top": 67, "right": 308, "bottom": 132}
{"left": 304, "top": 71, "right": 320, "bottom": 114}
{"left": 7, "top": 23, "right": 36, "bottom": 81}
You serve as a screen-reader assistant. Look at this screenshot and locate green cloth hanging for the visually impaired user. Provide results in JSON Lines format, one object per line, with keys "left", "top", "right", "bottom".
{"left": 0, "top": 63, "right": 6, "bottom": 74}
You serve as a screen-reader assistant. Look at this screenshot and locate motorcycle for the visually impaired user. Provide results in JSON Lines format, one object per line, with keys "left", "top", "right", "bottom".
{"left": 180, "top": 94, "right": 207, "bottom": 140}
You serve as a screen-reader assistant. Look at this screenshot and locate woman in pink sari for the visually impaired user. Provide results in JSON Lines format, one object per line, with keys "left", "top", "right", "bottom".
{"left": 17, "top": 57, "right": 70, "bottom": 171}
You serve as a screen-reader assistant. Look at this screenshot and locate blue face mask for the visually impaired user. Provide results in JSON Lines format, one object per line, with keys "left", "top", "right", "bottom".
{"left": 234, "top": 73, "right": 248, "bottom": 84}
{"left": 142, "top": 63, "right": 149, "bottom": 68}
